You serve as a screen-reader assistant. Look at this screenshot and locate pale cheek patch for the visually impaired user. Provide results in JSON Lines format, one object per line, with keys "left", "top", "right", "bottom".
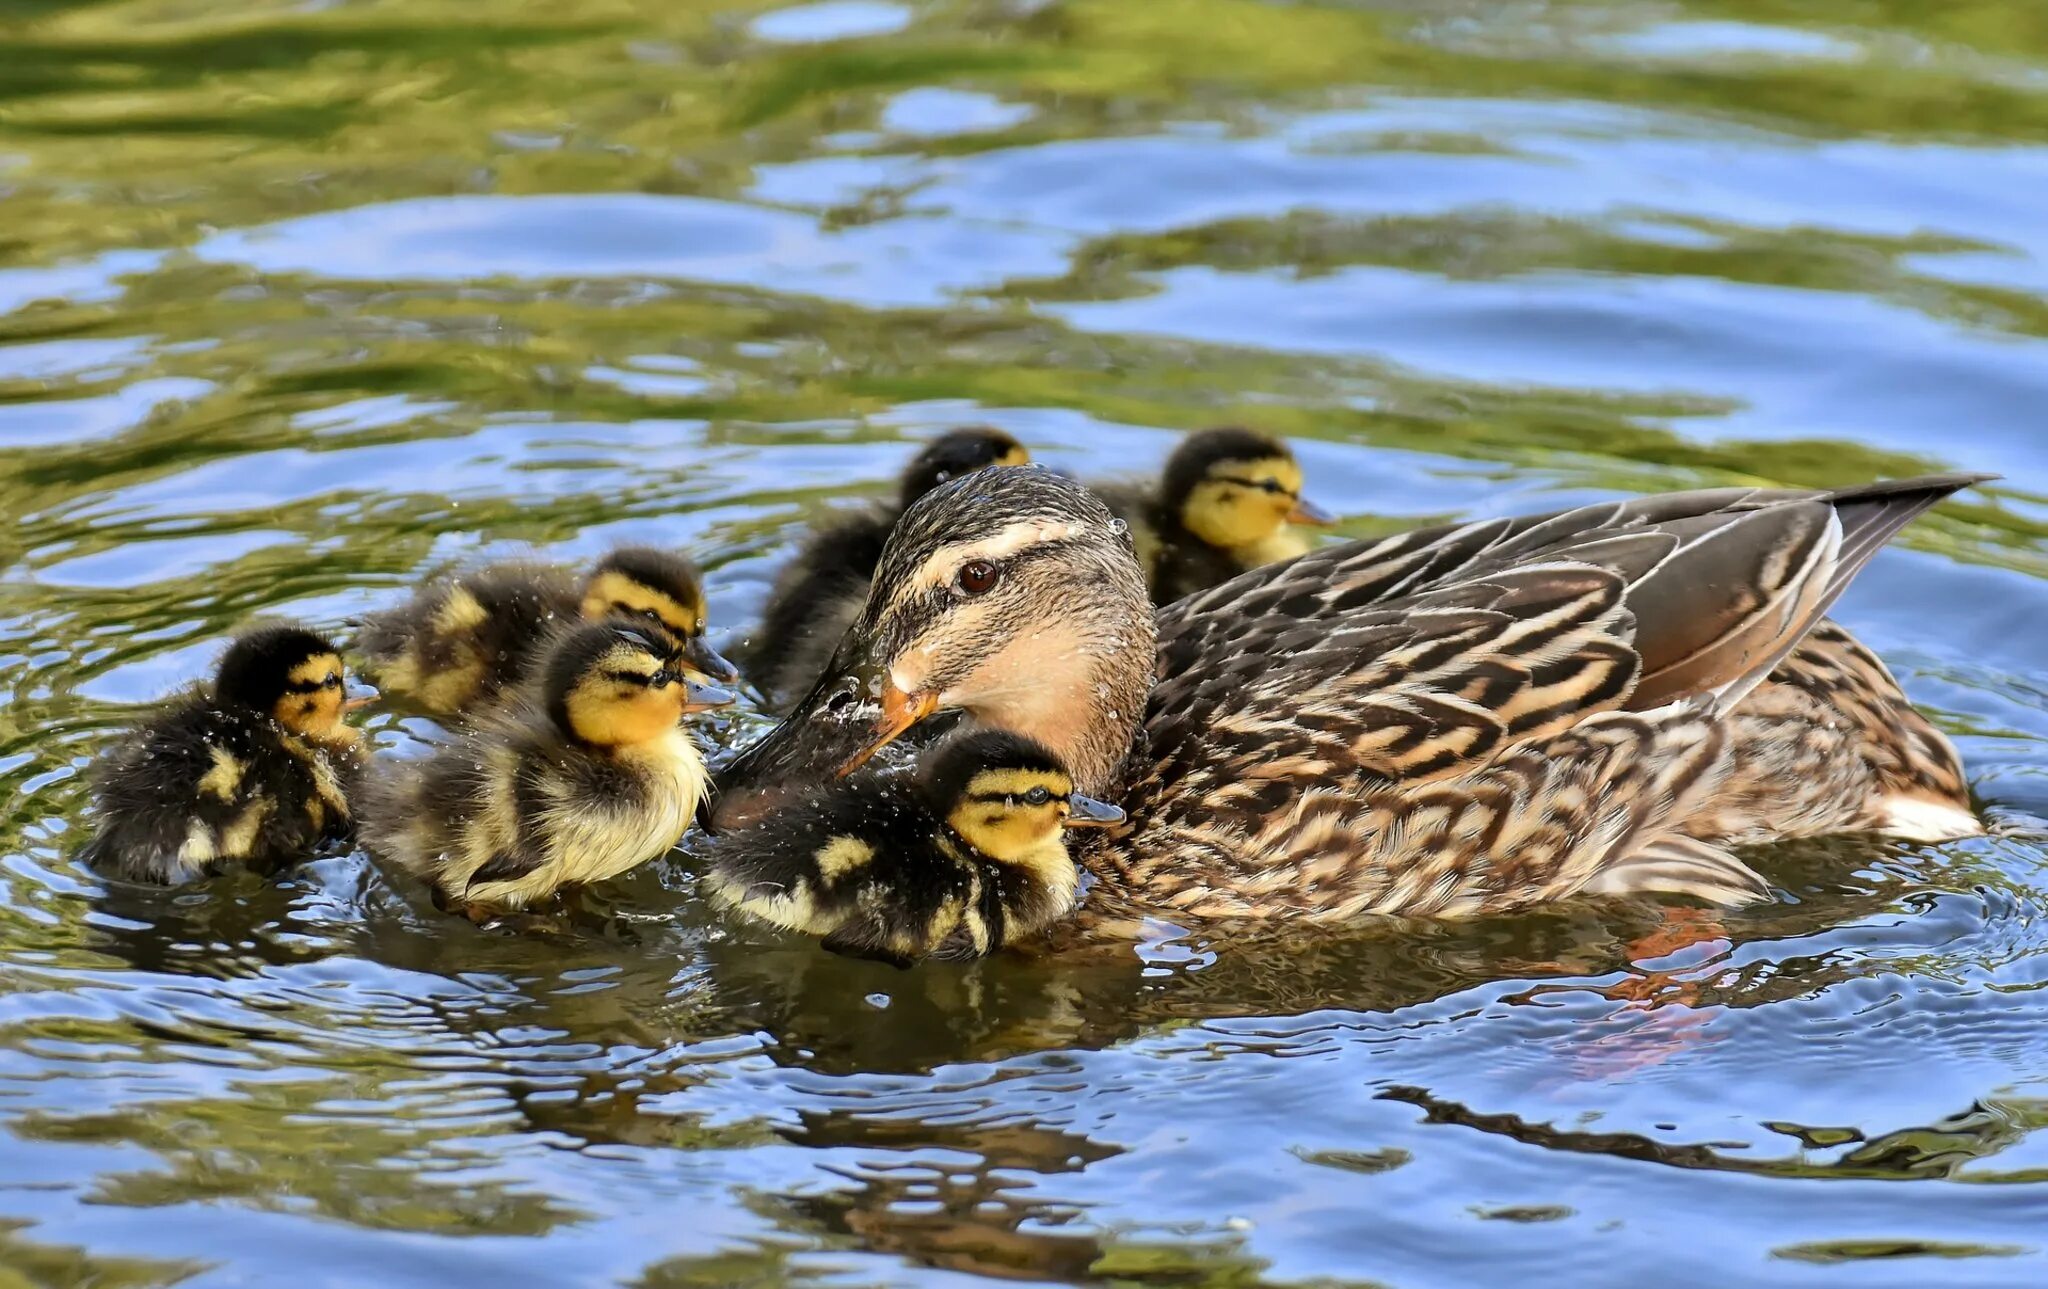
{"left": 893, "top": 600, "right": 1007, "bottom": 697}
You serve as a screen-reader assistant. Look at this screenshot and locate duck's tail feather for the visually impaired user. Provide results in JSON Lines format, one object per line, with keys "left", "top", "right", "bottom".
{"left": 1628, "top": 473, "right": 1992, "bottom": 712}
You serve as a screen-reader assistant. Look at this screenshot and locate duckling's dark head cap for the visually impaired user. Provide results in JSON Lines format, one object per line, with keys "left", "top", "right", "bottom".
{"left": 900, "top": 426, "right": 1028, "bottom": 508}
{"left": 920, "top": 730, "right": 1070, "bottom": 804}
{"left": 592, "top": 546, "right": 704, "bottom": 600}
{"left": 216, "top": 623, "right": 339, "bottom": 710}
{"left": 538, "top": 619, "right": 675, "bottom": 729}
{"left": 1160, "top": 426, "right": 1293, "bottom": 504}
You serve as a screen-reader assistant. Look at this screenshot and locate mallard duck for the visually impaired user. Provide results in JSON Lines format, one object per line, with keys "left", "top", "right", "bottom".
{"left": 712, "top": 467, "right": 1986, "bottom": 934}
{"left": 703, "top": 729, "right": 1123, "bottom": 967}
{"left": 359, "top": 620, "right": 732, "bottom": 917}
{"left": 353, "top": 545, "right": 735, "bottom": 718}
{"left": 1094, "top": 426, "right": 1334, "bottom": 603}
{"left": 742, "top": 426, "right": 1030, "bottom": 709}
{"left": 79, "top": 624, "right": 367, "bottom": 885}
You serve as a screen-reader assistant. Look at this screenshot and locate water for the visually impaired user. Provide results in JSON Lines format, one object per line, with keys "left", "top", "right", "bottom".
{"left": 3, "top": 0, "right": 2048, "bottom": 1283}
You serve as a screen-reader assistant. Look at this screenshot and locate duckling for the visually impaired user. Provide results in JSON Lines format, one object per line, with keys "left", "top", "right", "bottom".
{"left": 743, "top": 426, "right": 1030, "bottom": 709}
{"left": 79, "top": 624, "right": 367, "bottom": 885}
{"left": 353, "top": 545, "right": 736, "bottom": 719}
{"left": 359, "top": 620, "right": 732, "bottom": 918}
{"left": 1095, "top": 426, "right": 1334, "bottom": 603}
{"left": 704, "top": 730, "right": 1123, "bottom": 967}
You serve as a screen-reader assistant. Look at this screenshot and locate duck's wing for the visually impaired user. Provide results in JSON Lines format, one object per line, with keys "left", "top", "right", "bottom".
{"left": 1157, "top": 475, "right": 1990, "bottom": 703}
{"left": 1115, "top": 475, "right": 1985, "bottom": 917}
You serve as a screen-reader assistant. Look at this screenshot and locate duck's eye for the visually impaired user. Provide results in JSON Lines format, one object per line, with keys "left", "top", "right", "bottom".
{"left": 1023, "top": 786, "right": 1051, "bottom": 806}
{"left": 956, "top": 560, "right": 1002, "bottom": 596}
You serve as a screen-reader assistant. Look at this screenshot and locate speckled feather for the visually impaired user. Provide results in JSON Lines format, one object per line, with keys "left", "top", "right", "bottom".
{"left": 1075, "top": 475, "right": 1984, "bottom": 925}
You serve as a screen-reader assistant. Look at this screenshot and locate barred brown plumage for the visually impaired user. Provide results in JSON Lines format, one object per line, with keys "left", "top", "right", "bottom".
{"left": 713, "top": 467, "right": 1989, "bottom": 937}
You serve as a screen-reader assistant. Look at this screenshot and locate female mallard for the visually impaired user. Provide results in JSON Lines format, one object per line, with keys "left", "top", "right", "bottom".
{"left": 703, "top": 729, "right": 1123, "bottom": 967}
{"left": 360, "top": 620, "right": 732, "bottom": 918}
{"left": 1094, "top": 426, "right": 1334, "bottom": 603}
{"left": 80, "top": 624, "right": 367, "bottom": 884}
{"left": 742, "top": 426, "right": 1030, "bottom": 709}
{"left": 712, "top": 467, "right": 1985, "bottom": 933}
{"left": 353, "top": 546, "right": 735, "bottom": 719}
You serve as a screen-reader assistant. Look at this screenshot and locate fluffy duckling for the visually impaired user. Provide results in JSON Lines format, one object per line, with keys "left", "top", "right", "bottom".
{"left": 359, "top": 621, "right": 732, "bottom": 918}
{"left": 743, "top": 427, "right": 1030, "bottom": 709}
{"left": 80, "top": 624, "right": 366, "bottom": 885}
{"left": 704, "top": 730, "right": 1123, "bottom": 967}
{"left": 353, "top": 546, "right": 735, "bottom": 718}
{"left": 1096, "top": 426, "right": 1333, "bottom": 603}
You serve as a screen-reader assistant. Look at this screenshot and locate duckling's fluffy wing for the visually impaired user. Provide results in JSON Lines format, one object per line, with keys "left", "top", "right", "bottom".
{"left": 351, "top": 561, "right": 579, "bottom": 712}
{"left": 699, "top": 777, "right": 929, "bottom": 935}
{"left": 82, "top": 696, "right": 324, "bottom": 884}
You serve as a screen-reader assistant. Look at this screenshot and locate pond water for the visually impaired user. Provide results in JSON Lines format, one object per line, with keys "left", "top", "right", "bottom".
{"left": 4, "top": 1, "right": 2048, "bottom": 1284}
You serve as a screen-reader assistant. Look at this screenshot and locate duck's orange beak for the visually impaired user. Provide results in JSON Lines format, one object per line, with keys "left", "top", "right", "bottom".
{"left": 837, "top": 682, "right": 937, "bottom": 776}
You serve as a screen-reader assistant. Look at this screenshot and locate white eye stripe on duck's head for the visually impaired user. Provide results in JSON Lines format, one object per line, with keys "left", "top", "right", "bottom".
{"left": 891, "top": 518, "right": 1091, "bottom": 601}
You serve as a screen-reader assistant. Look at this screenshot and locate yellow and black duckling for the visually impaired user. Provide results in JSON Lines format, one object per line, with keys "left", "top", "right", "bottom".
{"left": 80, "top": 624, "right": 367, "bottom": 885}
{"left": 353, "top": 545, "right": 736, "bottom": 719}
{"left": 715, "top": 466, "right": 1986, "bottom": 937}
{"left": 742, "top": 426, "right": 1030, "bottom": 709}
{"left": 704, "top": 730, "right": 1123, "bottom": 967}
{"left": 359, "top": 620, "right": 732, "bottom": 918}
{"left": 1095, "top": 426, "right": 1334, "bottom": 604}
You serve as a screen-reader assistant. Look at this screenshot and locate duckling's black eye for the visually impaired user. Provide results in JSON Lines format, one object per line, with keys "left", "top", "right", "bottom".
{"left": 1023, "top": 786, "right": 1051, "bottom": 806}
{"left": 956, "top": 560, "right": 1001, "bottom": 596}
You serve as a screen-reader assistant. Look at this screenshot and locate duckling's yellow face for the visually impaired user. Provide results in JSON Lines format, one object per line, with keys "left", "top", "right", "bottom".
{"left": 580, "top": 569, "right": 704, "bottom": 641}
{"left": 1181, "top": 454, "right": 1308, "bottom": 551}
{"left": 580, "top": 569, "right": 738, "bottom": 683}
{"left": 942, "top": 765, "right": 1131, "bottom": 863}
{"left": 274, "top": 652, "right": 356, "bottom": 747}
{"left": 563, "top": 640, "right": 692, "bottom": 747}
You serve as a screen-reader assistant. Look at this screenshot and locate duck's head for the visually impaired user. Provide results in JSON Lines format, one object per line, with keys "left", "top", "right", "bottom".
{"left": 543, "top": 620, "right": 734, "bottom": 748}
{"left": 898, "top": 426, "right": 1031, "bottom": 509}
{"left": 578, "top": 546, "right": 739, "bottom": 683}
{"left": 924, "top": 730, "right": 1124, "bottom": 863}
{"left": 1163, "top": 427, "right": 1332, "bottom": 552}
{"left": 217, "top": 623, "right": 364, "bottom": 748}
{"left": 713, "top": 467, "right": 1154, "bottom": 829}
